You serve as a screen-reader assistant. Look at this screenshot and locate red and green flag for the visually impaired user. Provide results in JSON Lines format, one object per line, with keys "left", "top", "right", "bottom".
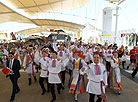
{"left": 77, "top": 54, "right": 85, "bottom": 60}
{"left": 45, "top": 40, "right": 48, "bottom": 44}
{"left": 57, "top": 30, "right": 60, "bottom": 34}
{"left": 120, "top": 45, "right": 124, "bottom": 51}
{"left": 2, "top": 67, "right": 13, "bottom": 75}
{"left": 50, "top": 29, "right": 54, "bottom": 32}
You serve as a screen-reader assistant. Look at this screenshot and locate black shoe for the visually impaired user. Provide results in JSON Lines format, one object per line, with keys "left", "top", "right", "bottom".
{"left": 41, "top": 90, "right": 46, "bottom": 95}
{"left": 131, "top": 74, "right": 135, "bottom": 78}
{"left": 74, "top": 99, "right": 78, "bottom": 102}
{"left": 28, "top": 78, "right": 31, "bottom": 86}
{"left": 57, "top": 89, "right": 60, "bottom": 94}
{"left": 47, "top": 89, "right": 50, "bottom": 93}
{"left": 50, "top": 99, "right": 56, "bottom": 102}
{"left": 118, "top": 91, "right": 121, "bottom": 95}
{"left": 15, "top": 89, "right": 20, "bottom": 94}
{"left": 127, "top": 66, "right": 129, "bottom": 70}
{"left": 34, "top": 76, "right": 37, "bottom": 82}
{"left": 62, "top": 86, "right": 64, "bottom": 90}
{"left": 10, "top": 98, "right": 14, "bottom": 102}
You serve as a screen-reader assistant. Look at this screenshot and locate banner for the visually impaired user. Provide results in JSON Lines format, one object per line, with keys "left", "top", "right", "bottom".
{"left": 77, "top": 32, "right": 80, "bottom": 39}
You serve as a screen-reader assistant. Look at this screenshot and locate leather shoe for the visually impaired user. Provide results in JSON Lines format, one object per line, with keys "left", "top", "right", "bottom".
{"left": 15, "top": 89, "right": 20, "bottom": 94}
{"left": 50, "top": 99, "right": 56, "bottom": 102}
{"left": 10, "top": 98, "right": 14, "bottom": 102}
{"left": 41, "top": 90, "right": 46, "bottom": 95}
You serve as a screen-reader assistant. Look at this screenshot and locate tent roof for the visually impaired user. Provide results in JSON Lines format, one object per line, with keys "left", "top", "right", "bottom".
{"left": 16, "top": 19, "right": 84, "bottom": 34}
{"left": 2, "top": 0, "right": 90, "bottom": 17}
{"left": 0, "top": 0, "right": 90, "bottom": 34}
{"left": 0, "top": 3, "right": 31, "bottom": 23}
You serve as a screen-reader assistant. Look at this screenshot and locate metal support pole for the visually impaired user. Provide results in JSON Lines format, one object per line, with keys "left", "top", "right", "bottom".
{"left": 135, "top": 33, "right": 136, "bottom": 46}
{"left": 114, "top": 6, "right": 119, "bottom": 42}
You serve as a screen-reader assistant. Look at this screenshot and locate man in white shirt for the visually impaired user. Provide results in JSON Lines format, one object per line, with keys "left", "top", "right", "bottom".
{"left": 80, "top": 52, "right": 107, "bottom": 102}
{"left": 48, "top": 51, "right": 69, "bottom": 102}
{"left": 39, "top": 48, "right": 50, "bottom": 95}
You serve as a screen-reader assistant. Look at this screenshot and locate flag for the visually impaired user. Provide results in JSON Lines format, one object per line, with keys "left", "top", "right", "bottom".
{"left": 57, "top": 30, "right": 60, "bottom": 34}
{"left": 77, "top": 54, "right": 85, "bottom": 60}
{"left": 78, "top": 37, "right": 82, "bottom": 41}
{"left": 2, "top": 67, "right": 11, "bottom": 75}
{"left": 77, "top": 32, "right": 80, "bottom": 39}
{"left": 50, "top": 29, "right": 54, "bottom": 32}
{"left": 120, "top": 45, "right": 124, "bottom": 51}
{"left": 45, "top": 40, "right": 48, "bottom": 44}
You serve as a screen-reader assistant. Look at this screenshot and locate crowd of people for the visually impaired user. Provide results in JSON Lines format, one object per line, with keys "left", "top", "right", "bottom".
{"left": 0, "top": 39, "right": 138, "bottom": 102}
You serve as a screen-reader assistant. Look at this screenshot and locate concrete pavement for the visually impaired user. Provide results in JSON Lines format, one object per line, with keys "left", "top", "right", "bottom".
{"left": 0, "top": 69, "right": 138, "bottom": 102}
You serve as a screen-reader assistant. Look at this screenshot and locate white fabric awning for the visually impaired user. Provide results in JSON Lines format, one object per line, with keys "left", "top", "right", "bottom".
{"left": 2, "top": 0, "right": 90, "bottom": 17}
{"left": 0, "top": 0, "right": 90, "bottom": 34}
{"left": 16, "top": 19, "right": 85, "bottom": 34}
{"left": 0, "top": 3, "right": 31, "bottom": 23}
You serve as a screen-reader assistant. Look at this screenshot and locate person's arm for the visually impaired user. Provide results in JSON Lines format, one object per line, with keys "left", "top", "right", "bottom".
{"left": 100, "top": 81, "right": 107, "bottom": 102}
{"left": 89, "top": 53, "right": 93, "bottom": 62}
{"left": 17, "top": 60, "right": 21, "bottom": 70}
{"left": 135, "top": 59, "right": 138, "bottom": 68}
{"left": 23, "top": 55, "right": 27, "bottom": 71}
{"left": 81, "top": 59, "right": 87, "bottom": 66}
{"left": 80, "top": 65, "right": 89, "bottom": 75}
{"left": 53, "top": 41, "right": 58, "bottom": 52}
{"left": 110, "top": 60, "right": 118, "bottom": 68}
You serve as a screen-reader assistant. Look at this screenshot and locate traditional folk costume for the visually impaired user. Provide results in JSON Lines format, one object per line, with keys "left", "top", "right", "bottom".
{"left": 89, "top": 47, "right": 96, "bottom": 56}
{"left": 48, "top": 58, "right": 69, "bottom": 101}
{"left": 109, "top": 56, "right": 122, "bottom": 94}
{"left": 23, "top": 52, "right": 37, "bottom": 85}
{"left": 57, "top": 50, "right": 66, "bottom": 87}
{"left": 2, "top": 48, "right": 8, "bottom": 67}
{"left": 10, "top": 48, "right": 22, "bottom": 65}
{"left": 84, "top": 49, "right": 91, "bottom": 64}
{"left": 121, "top": 53, "right": 127, "bottom": 69}
{"left": 80, "top": 63, "right": 107, "bottom": 102}
{"left": 39, "top": 56, "right": 50, "bottom": 95}
{"left": 68, "top": 50, "right": 73, "bottom": 87}
{"left": 105, "top": 49, "right": 113, "bottom": 72}
{"left": 69, "top": 56, "right": 87, "bottom": 101}
{"left": 34, "top": 49, "right": 42, "bottom": 73}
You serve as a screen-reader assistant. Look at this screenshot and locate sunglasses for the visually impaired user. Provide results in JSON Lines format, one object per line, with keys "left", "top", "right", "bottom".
{"left": 9, "top": 55, "right": 13, "bottom": 57}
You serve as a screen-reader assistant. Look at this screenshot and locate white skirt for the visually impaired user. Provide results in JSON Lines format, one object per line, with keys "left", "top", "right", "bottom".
{"left": 40, "top": 70, "right": 48, "bottom": 78}
{"left": 48, "top": 73, "right": 61, "bottom": 84}
{"left": 27, "top": 63, "right": 35, "bottom": 74}
{"left": 86, "top": 80, "right": 105, "bottom": 95}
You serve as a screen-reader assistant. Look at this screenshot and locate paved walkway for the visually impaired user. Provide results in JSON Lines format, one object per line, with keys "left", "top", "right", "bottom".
{"left": 0, "top": 68, "right": 138, "bottom": 102}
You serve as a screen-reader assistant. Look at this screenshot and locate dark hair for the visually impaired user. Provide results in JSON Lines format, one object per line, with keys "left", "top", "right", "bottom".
{"left": 52, "top": 51, "right": 57, "bottom": 55}
{"left": 9, "top": 52, "right": 14, "bottom": 55}
{"left": 93, "top": 52, "right": 100, "bottom": 57}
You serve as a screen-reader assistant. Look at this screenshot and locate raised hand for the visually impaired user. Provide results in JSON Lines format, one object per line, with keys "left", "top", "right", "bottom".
{"left": 81, "top": 67, "right": 85, "bottom": 72}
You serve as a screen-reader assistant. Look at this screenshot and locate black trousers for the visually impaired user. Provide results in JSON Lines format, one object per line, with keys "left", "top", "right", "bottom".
{"left": 106, "top": 61, "right": 111, "bottom": 72}
{"left": 122, "top": 61, "right": 126, "bottom": 69}
{"left": 50, "top": 83, "right": 62, "bottom": 100}
{"left": 68, "top": 69, "right": 72, "bottom": 87}
{"left": 69, "top": 69, "right": 72, "bottom": 80}
{"left": 89, "top": 93, "right": 102, "bottom": 102}
{"left": 10, "top": 75, "right": 20, "bottom": 100}
{"left": 36, "top": 64, "right": 41, "bottom": 72}
{"left": 61, "top": 70, "right": 66, "bottom": 85}
{"left": 132, "top": 67, "right": 138, "bottom": 77}
{"left": 39, "top": 77, "right": 50, "bottom": 92}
